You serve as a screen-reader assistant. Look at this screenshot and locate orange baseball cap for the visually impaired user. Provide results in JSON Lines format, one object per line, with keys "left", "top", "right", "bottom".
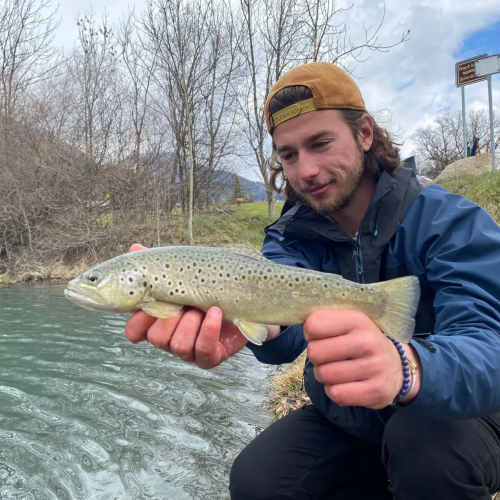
{"left": 264, "top": 62, "right": 367, "bottom": 134}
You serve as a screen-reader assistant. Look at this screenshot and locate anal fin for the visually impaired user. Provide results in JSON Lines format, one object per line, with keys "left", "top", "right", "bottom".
{"left": 234, "top": 320, "right": 268, "bottom": 346}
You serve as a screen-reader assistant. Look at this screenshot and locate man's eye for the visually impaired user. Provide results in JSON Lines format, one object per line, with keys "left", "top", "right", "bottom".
{"left": 281, "top": 153, "right": 296, "bottom": 162}
{"left": 313, "top": 142, "right": 328, "bottom": 149}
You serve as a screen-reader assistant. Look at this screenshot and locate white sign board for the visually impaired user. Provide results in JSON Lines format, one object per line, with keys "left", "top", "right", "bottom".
{"left": 475, "top": 55, "right": 500, "bottom": 77}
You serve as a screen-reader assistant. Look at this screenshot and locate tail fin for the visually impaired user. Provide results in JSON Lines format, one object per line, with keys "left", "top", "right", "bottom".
{"left": 371, "top": 276, "right": 421, "bottom": 343}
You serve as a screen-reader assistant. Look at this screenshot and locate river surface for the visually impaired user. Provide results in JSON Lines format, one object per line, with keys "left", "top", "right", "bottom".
{"left": 0, "top": 283, "right": 273, "bottom": 499}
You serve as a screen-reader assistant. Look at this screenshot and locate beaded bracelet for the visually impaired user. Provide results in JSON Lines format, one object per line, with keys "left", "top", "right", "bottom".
{"left": 384, "top": 334, "right": 411, "bottom": 404}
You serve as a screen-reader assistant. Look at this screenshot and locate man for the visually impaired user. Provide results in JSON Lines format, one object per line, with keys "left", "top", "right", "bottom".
{"left": 125, "top": 63, "right": 500, "bottom": 499}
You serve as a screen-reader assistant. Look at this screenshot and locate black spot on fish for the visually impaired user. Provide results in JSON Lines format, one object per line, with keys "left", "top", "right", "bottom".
{"left": 165, "top": 264, "right": 170, "bottom": 269}
{"left": 130, "top": 291, "right": 134, "bottom": 295}
{"left": 154, "top": 277, "right": 159, "bottom": 281}
{"left": 128, "top": 277, "right": 134, "bottom": 283}
{"left": 162, "top": 274, "right": 166, "bottom": 279}
{"left": 150, "top": 285, "right": 153, "bottom": 289}
{"left": 143, "top": 282, "right": 147, "bottom": 287}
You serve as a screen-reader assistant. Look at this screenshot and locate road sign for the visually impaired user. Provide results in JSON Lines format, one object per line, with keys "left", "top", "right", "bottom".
{"left": 475, "top": 55, "right": 500, "bottom": 77}
{"left": 455, "top": 54, "right": 488, "bottom": 87}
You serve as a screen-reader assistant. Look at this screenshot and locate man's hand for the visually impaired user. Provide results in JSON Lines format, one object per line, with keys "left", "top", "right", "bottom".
{"left": 124, "top": 244, "right": 248, "bottom": 369}
{"left": 305, "top": 310, "right": 421, "bottom": 409}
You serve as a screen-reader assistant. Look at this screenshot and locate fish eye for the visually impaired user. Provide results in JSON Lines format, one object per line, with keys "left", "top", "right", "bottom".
{"left": 88, "top": 275, "right": 99, "bottom": 284}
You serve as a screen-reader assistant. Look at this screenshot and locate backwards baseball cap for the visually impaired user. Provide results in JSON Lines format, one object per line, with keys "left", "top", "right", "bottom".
{"left": 264, "top": 62, "right": 367, "bottom": 134}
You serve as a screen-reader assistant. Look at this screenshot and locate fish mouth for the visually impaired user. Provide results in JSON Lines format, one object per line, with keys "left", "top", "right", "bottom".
{"left": 64, "top": 285, "right": 134, "bottom": 314}
{"left": 64, "top": 286, "right": 116, "bottom": 313}
{"left": 65, "top": 286, "right": 102, "bottom": 307}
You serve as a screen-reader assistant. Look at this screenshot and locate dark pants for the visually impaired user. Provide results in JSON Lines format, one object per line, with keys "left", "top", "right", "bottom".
{"left": 229, "top": 404, "right": 500, "bottom": 499}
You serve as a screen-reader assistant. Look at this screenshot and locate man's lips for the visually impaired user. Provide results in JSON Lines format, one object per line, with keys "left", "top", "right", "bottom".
{"left": 303, "top": 181, "right": 333, "bottom": 195}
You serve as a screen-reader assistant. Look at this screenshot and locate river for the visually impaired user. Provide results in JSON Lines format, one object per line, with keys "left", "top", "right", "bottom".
{"left": 0, "top": 283, "right": 273, "bottom": 499}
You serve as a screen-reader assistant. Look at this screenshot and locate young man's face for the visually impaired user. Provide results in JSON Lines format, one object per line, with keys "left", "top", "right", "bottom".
{"left": 273, "top": 109, "right": 373, "bottom": 216}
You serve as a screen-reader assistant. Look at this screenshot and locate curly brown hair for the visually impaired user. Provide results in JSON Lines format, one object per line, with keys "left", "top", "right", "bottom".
{"left": 268, "top": 86, "right": 402, "bottom": 201}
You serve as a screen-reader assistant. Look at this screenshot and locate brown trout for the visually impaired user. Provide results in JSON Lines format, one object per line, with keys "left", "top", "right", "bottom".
{"left": 64, "top": 245, "right": 420, "bottom": 344}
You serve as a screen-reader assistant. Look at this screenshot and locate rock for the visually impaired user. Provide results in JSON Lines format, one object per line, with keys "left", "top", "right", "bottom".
{"left": 434, "top": 154, "right": 494, "bottom": 182}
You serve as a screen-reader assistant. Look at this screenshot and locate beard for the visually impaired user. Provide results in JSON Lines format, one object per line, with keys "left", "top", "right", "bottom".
{"left": 289, "top": 146, "right": 365, "bottom": 217}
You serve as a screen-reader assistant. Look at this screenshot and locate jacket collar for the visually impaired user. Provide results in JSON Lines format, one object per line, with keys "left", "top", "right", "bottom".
{"left": 266, "top": 168, "right": 422, "bottom": 248}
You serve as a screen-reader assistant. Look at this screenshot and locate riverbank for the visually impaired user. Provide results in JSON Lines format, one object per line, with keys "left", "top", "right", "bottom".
{"left": 0, "top": 202, "right": 284, "bottom": 284}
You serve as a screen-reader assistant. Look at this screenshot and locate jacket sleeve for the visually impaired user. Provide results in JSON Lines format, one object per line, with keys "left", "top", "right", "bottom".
{"left": 243, "top": 229, "right": 322, "bottom": 365}
{"left": 402, "top": 186, "right": 500, "bottom": 419}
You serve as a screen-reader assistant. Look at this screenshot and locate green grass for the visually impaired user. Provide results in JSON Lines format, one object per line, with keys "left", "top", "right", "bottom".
{"left": 0, "top": 274, "right": 14, "bottom": 284}
{"left": 164, "top": 201, "right": 284, "bottom": 249}
{"left": 438, "top": 172, "right": 500, "bottom": 225}
{"left": 237, "top": 200, "right": 284, "bottom": 217}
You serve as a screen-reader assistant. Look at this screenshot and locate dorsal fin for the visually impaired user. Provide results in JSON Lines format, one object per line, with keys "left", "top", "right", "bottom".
{"left": 223, "top": 244, "right": 269, "bottom": 261}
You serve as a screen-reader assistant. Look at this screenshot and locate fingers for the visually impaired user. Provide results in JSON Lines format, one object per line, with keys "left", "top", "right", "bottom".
{"left": 303, "top": 310, "right": 374, "bottom": 342}
{"left": 194, "top": 308, "right": 225, "bottom": 369}
{"left": 146, "top": 313, "right": 185, "bottom": 351}
{"left": 125, "top": 311, "right": 157, "bottom": 343}
{"left": 129, "top": 243, "right": 147, "bottom": 252}
{"left": 125, "top": 305, "right": 234, "bottom": 370}
{"left": 168, "top": 309, "right": 205, "bottom": 362}
{"left": 313, "top": 359, "right": 378, "bottom": 386}
{"left": 324, "top": 380, "right": 389, "bottom": 410}
{"left": 307, "top": 336, "right": 370, "bottom": 365}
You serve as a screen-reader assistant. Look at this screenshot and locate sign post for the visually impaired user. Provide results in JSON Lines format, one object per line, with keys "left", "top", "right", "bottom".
{"left": 475, "top": 55, "right": 500, "bottom": 172}
{"left": 455, "top": 54, "right": 488, "bottom": 159}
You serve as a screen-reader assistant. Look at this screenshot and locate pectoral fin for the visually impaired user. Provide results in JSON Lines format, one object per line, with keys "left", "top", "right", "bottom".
{"left": 139, "top": 300, "right": 183, "bottom": 319}
{"left": 233, "top": 320, "right": 268, "bottom": 346}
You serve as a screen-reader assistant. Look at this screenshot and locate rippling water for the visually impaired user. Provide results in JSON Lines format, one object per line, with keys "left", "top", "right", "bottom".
{"left": 0, "top": 283, "right": 273, "bottom": 499}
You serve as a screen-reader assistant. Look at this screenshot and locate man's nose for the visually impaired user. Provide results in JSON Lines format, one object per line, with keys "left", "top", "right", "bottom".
{"left": 297, "top": 151, "right": 320, "bottom": 181}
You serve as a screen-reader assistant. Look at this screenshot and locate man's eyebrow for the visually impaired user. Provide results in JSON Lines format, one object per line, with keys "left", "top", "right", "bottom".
{"left": 276, "top": 130, "right": 334, "bottom": 155}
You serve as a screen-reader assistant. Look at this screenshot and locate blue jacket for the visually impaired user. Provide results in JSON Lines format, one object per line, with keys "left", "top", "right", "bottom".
{"left": 246, "top": 168, "right": 500, "bottom": 443}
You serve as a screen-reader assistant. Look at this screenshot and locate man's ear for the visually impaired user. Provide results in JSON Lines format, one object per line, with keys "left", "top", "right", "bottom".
{"left": 358, "top": 114, "right": 374, "bottom": 152}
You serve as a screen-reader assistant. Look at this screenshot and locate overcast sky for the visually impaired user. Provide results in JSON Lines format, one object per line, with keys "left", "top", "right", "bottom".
{"left": 54, "top": 0, "right": 500, "bottom": 178}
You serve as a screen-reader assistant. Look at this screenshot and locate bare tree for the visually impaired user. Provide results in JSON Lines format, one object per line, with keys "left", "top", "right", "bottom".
{"left": 0, "top": 0, "right": 59, "bottom": 121}
{"left": 69, "top": 10, "right": 119, "bottom": 168}
{"left": 412, "top": 109, "right": 499, "bottom": 178}
{"left": 298, "top": 1, "right": 410, "bottom": 67}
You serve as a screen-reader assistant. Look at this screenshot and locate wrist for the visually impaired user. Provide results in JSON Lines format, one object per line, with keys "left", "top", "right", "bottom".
{"left": 398, "top": 344, "right": 422, "bottom": 404}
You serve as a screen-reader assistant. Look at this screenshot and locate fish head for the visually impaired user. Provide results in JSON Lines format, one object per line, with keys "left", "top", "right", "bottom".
{"left": 64, "top": 259, "right": 146, "bottom": 313}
